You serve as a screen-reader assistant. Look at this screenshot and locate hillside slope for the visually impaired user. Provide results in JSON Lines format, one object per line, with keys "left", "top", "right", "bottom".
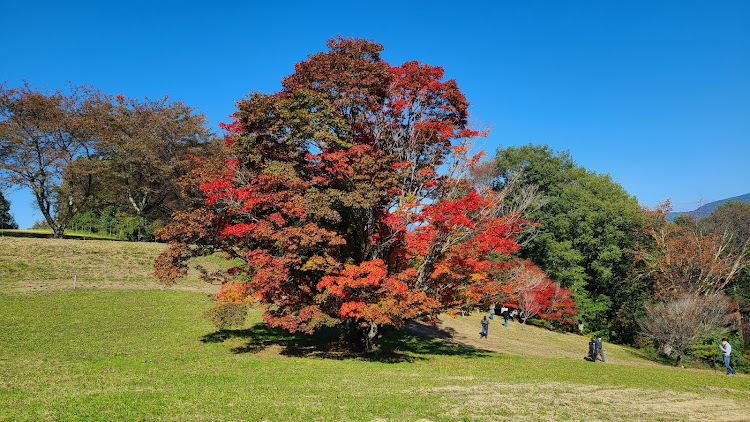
{"left": 668, "top": 192, "right": 750, "bottom": 221}
{"left": 1, "top": 236, "right": 749, "bottom": 420}
{"left": 408, "top": 314, "right": 665, "bottom": 368}
{"left": 0, "top": 236, "right": 682, "bottom": 368}
{"left": 0, "top": 236, "right": 222, "bottom": 293}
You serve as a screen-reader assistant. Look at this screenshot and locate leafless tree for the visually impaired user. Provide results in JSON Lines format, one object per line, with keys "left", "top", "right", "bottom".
{"left": 638, "top": 293, "right": 736, "bottom": 366}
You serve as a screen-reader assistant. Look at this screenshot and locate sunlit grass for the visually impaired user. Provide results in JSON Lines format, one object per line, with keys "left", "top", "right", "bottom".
{"left": 1, "top": 290, "right": 748, "bottom": 421}
{"left": 0, "top": 229, "right": 122, "bottom": 240}
{"left": 0, "top": 237, "right": 231, "bottom": 294}
{"left": 0, "top": 237, "right": 748, "bottom": 420}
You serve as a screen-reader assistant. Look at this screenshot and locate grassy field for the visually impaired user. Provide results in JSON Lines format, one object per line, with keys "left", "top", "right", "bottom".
{"left": 0, "top": 229, "right": 123, "bottom": 240}
{"left": 0, "top": 236, "right": 225, "bottom": 293}
{"left": 1, "top": 237, "right": 748, "bottom": 421}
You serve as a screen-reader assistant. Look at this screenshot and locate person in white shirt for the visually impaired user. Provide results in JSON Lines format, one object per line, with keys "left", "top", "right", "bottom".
{"left": 720, "top": 338, "right": 736, "bottom": 375}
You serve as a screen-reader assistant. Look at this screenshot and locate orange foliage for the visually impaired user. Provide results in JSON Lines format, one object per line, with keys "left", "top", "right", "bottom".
{"left": 154, "top": 38, "right": 569, "bottom": 341}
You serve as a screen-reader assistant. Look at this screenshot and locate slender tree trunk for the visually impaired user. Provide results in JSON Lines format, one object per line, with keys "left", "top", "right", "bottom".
{"left": 137, "top": 212, "right": 147, "bottom": 242}
{"left": 128, "top": 192, "right": 149, "bottom": 242}
{"left": 34, "top": 190, "right": 65, "bottom": 239}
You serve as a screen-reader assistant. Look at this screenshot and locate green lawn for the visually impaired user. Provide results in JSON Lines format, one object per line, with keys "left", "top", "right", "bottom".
{"left": 1, "top": 237, "right": 748, "bottom": 420}
{"left": 1, "top": 289, "right": 748, "bottom": 421}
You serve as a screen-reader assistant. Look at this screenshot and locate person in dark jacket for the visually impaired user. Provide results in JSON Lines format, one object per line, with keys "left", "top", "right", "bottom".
{"left": 480, "top": 316, "right": 489, "bottom": 339}
{"left": 501, "top": 307, "right": 510, "bottom": 327}
{"left": 595, "top": 338, "right": 607, "bottom": 362}
{"left": 588, "top": 337, "right": 597, "bottom": 361}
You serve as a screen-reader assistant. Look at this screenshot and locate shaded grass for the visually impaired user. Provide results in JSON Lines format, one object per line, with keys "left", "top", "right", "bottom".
{"left": 0, "top": 229, "right": 122, "bottom": 240}
{"left": 201, "top": 323, "right": 488, "bottom": 363}
{"left": 1, "top": 290, "right": 748, "bottom": 421}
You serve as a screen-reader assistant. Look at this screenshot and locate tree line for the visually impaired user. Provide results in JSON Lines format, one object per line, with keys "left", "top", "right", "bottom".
{"left": 2, "top": 39, "right": 747, "bottom": 362}
{"left": 0, "top": 82, "right": 217, "bottom": 240}
{"left": 486, "top": 144, "right": 749, "bottom": 366}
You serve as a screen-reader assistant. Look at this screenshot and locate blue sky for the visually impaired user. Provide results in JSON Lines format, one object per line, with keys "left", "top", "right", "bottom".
{"left": 2, "top": 0, "right": 748, "bottom": 228}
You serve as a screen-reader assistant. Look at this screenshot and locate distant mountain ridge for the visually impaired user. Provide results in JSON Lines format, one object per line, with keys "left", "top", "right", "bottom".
{"left": 668, "top": 193, "right": 750, "bottom": 221}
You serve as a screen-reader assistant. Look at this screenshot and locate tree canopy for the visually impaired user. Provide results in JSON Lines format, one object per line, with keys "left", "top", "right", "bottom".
{"left": 0, "top": 83, "right": 106, "bottom": 238}
{"left": 95, "top": 95, "right": 213, "bottom": 240}
{"left": 0, "top": 82, "right": 214, "bottom": 239}
{"left": 155, "top": 38, "right": 559, "bottom": 348}
{"left": 490, "top": 144, "right": 643, "bottom": 339}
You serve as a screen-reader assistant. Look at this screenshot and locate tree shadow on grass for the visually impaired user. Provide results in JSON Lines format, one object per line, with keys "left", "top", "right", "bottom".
{"left": 201, "top": 321, "right": 489, "bottom": 363}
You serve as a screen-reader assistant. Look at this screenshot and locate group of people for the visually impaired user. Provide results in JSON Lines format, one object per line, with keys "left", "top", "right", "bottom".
{"left": 480, "top": 305, "right": 520, "bottom": 339}
{"left": 479, "top": 305, "right": 523, "bottom": 339}
{"left": 480, "top": 308, "right": 738, "bottom": 376}
{"left": 488, "top": 304, "right": 517, "bottom": 327}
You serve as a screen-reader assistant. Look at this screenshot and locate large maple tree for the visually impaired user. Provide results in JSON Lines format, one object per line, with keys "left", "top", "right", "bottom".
{"left": 155, "top": 38, "right": 547, "bottom": 348}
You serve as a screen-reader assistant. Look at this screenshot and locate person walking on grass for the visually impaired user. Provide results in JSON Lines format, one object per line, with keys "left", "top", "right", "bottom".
{"left": 587, "top": 337, "right": 597, "bottom": 361}
{"left": 720, "top": 338, "right": 736, "bottom": 375}
{"left": 501, "top": 306, "right": 509, "bottom": 328}
{"left": 480, "top": 316, "right": 489, "bottom": 339}
{"left": 596, "top": 338, "right": 607, "bottom": 362}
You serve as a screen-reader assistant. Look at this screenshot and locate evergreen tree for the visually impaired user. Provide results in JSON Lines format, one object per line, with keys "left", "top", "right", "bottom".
{"left": 0, "top": 190, "right": 18, "bottom": 229}
{"left": 491, "top": 144, "right": 643, "bottom": 341}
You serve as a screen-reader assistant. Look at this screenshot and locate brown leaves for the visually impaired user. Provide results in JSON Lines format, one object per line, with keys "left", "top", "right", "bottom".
{"left": 635, "top": 204, "right": 745, "bottom": 298}
{"left": 0, "top": 82, "right": 108, "bottom": 237}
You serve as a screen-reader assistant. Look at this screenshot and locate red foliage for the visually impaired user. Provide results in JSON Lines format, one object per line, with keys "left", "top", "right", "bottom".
{"left": 501, "top": 261, "right": 577, "bottom": 327}
{"left": 154, "top": 38, "right": 574, "bottom": 341}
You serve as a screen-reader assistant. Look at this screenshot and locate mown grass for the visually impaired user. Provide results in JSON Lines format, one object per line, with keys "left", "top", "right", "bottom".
{"left": 1, "top": 237, "right": 749, "bottom": 420}
{"left": 1, "top": 290, "right": 749, "bottom": 421}
{"left": 0, "top": 237, "right": 229, "bottom": 293}
{"left": 0, "top": 229, "right": 122, "bottom": 240}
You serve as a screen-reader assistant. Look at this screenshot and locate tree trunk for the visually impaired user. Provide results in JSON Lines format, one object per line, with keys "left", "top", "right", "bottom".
{"left": 34, "top": 191, "right": 65, "bottom": 239}
{"left": 343, "top": 319, "right": 380, "bottom": 351}
{"left": 52, "top": 224, "right": 65, "bottom": 239}
{"left": 128, "top": 193, "right": 149, "bottom": 242}
{"left": 137, "top": 212, "right": 147, "bottom": 242}
{"left": 363, "top": 321, "right": 379, "bottom": 351}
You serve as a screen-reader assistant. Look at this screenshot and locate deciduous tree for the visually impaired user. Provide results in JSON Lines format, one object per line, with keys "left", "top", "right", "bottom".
{"left": 502, "top": 261, "right": 577, "bottom": 327}
{"left": 155, "top": 38, "right": 544, "bottom": 349}
{"left": 0, "top": 83, "right": 106, "bottom": 238}
{"left": 638, "top": 293, "right": 737, "bottom": 366}
{"left": 634, "top": 202, "right": 748, "bottom": 298}
{"left": 97, "top": 95, "right": 213, "bottom": 241}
